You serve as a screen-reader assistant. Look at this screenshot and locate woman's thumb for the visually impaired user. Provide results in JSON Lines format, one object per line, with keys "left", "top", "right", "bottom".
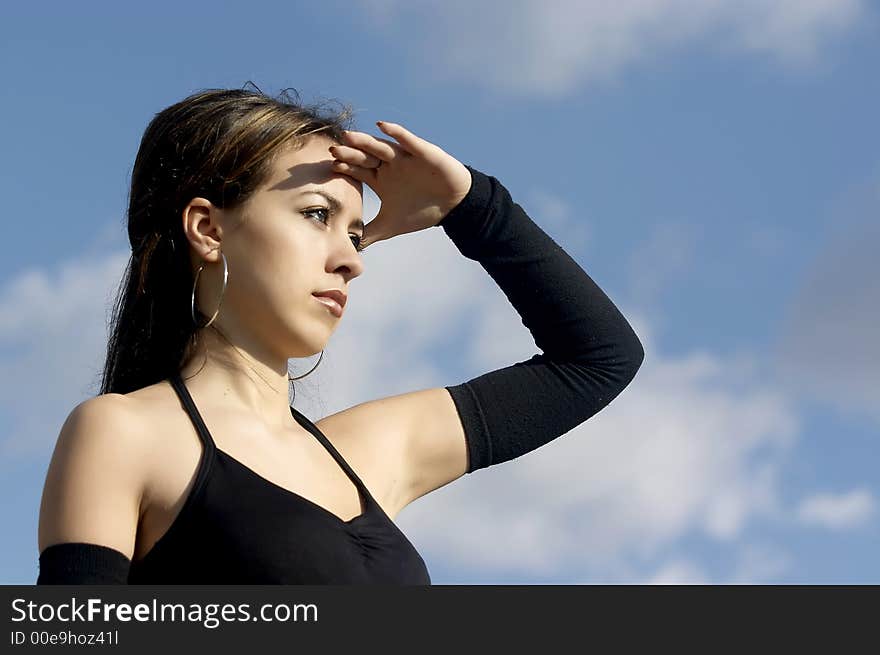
{"left": 359, "top": 213, "right": 385, "bottom": 250}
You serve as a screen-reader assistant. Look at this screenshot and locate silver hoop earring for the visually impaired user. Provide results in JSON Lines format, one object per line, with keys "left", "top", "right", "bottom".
{"left": 191, "top": 251, "right": 228, "bottom": 328}
{"left": 288, "top": 350, "right": 324, "bottom": 406}
{"left": 288, "top": 349, "right": 324, "bottom": 381}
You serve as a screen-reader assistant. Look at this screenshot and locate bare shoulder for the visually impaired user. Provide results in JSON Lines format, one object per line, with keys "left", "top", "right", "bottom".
{"left": 315, "top": 386, "right": 468, "bottom": 517}
{"left": 38, "top": 393, "right": 149, "bottom": 558}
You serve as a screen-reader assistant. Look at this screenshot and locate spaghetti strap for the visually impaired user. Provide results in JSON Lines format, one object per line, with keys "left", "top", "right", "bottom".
{"left": 289, "top": 405, "right": 371, "bottom": 497}
{"left": 168, "top": 372, "right": 217, "bottom": 453}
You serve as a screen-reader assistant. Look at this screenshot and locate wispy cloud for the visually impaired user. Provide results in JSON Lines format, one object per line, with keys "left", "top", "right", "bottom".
{"left": 772, "top": 175, "right": 880, "bottom": 422}
{"left": 796, "top": 488, "right": 875, "bottom": 530}
{"left": 0, "top": 248, "right": 130, "bottom": 458}
{"left": 626, "top": 220, "right": 698, "bottom": 310}
{"left": 641, "top": 542, "right": 792, "bottom": 584}
{"left": 357, "top": 0, "right": 868, "bottom": 96}
{"left": 644, "top": 558, "right": 710, "bottom": 584}
{"left": 729, "top": 542, "right": 792, "bottom": 583}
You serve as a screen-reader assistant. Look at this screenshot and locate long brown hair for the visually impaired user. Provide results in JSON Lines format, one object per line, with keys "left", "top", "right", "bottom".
{"left": 100, "top": 84, "right": 353, "bottom": 396}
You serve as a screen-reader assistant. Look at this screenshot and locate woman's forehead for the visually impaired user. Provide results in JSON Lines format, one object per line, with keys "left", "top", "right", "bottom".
{"left": 265, "top": 138, "right": 363, "bottom": 203}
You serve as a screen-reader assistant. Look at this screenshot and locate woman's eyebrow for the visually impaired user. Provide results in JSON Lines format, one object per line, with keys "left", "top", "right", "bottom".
{"left": 297, "top": 189, "right": 364, "bottom": 231}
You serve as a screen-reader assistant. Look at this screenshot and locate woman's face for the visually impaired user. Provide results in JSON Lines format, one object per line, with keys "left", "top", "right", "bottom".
{"left": 189, "top": 135, "right": 365, "bottom": 360}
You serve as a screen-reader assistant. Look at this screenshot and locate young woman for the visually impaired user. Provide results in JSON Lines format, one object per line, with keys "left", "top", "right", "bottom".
{"left": 36, "top": 87, "right": 644, "bottom": 584}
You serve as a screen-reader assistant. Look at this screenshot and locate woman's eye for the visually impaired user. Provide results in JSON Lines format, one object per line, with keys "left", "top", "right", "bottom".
{"left": 303, "top": 207, "right": 330, "bottom": 223}
{"left": 305, "top": 207, "right": 364, "bottom": 252}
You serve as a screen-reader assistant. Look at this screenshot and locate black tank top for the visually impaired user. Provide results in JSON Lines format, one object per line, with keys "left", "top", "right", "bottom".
{"left": 127, "top": 373, "right": 431, "bottom": 584}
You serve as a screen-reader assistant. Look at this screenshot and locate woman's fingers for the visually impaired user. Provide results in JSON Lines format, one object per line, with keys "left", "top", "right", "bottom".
{"left": 376, "top": 121, "right": 430, "bottom": 156}
{"left": 329, "top": 144, "right": 382, "bottom": 168}
{"left": 341, "top": 130, "right": 399, "bottom": 162}
{"left": 330, "top": 160, "right": 374, "bottom": 183}
{"left": 340, "top": 122, "right": 431, "bottom": 161}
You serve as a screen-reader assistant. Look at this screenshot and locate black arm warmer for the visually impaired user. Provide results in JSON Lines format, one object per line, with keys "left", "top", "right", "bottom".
{"left": 37, "top": 542, "right": 131, "bottom": 584}
{"left": 439, "top": 165, "right": 645, "bottom": 474}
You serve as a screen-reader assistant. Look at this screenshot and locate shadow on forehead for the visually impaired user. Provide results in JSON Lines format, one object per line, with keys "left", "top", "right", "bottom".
{"left": 269, "top": 160, "right": 340, "bottom": 192}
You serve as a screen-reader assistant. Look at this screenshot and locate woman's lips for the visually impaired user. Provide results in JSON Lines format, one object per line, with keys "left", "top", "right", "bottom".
{"left": 312, "top": 294, "right": 343, "bottom": 318}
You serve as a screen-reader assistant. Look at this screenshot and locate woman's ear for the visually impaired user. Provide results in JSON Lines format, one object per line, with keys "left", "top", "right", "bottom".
{"left": 181, "top": 197, "right": 224, "bottom": 261}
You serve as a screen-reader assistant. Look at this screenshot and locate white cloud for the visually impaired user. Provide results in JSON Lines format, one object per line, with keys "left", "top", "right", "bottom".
{"left": 796, "top": 488, "right": 875, "bottom": 530}
{"left": 640, "top": 542, "right": 792, "bottom": 584}
{"left": 644, "top": 559, "right": 710, "bottom": 584}
{"left": 0, "top": 248, "right": 131, "bottom": 458}
{"left": 728, "top": 542, "right": 792, "bottom": 583}
{"left": 725, "top": 0, "right": 865, "bottom": 64}
{"left": 356, "top": 0, "right": 867, "bottom": 96}
{"left": 521, "top": 189, "right": 592, "bottom": 253}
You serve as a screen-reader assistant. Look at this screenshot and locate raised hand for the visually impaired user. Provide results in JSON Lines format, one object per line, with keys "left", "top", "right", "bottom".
{"left": 328, "top": 121, "right": 472, "bottom": 250}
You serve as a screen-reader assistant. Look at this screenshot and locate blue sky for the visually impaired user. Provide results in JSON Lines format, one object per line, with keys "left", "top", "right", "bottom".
{"left": 1, "top": 0, "right": 877, "bottom": 584}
